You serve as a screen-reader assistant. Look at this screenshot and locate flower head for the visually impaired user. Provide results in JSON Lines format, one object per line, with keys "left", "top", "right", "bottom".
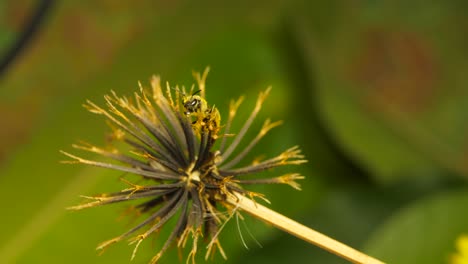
{"left": 451, "top": 234, "right": 468, "bottom": 264}
{"left": 62, "top": 68, "right": 307, "bottom": 263}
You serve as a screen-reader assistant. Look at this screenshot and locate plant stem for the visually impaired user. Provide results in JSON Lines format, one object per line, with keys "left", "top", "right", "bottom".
{"left": 226, "top": 192, "right": 385, "bottom": 264}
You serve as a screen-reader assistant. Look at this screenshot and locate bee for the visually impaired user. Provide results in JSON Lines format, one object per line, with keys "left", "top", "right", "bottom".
{"left": 182, "top": 90, "right": 221, "bottom": 139}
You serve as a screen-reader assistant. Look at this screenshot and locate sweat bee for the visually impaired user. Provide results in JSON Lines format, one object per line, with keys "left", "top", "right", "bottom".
{"left": 182, "top": 90, "right": 221, "bottom": 139}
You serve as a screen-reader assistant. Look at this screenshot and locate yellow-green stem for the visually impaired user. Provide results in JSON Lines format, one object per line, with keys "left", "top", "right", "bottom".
{"left": 226, "top": 192, "right": 385, "bottom": 264}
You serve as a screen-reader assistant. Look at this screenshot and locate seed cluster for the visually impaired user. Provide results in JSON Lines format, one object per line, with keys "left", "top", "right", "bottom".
{"left": 62, "top": 69, "right": 306, "bottom": 263}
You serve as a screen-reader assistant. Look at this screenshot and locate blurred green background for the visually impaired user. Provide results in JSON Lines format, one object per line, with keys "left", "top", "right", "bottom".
{"left": 1, "top": 1, "right": 468, "bottom": 263}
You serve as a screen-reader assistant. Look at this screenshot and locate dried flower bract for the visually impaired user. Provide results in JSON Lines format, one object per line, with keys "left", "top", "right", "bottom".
{"left": 62, "top": 68, "right": 306, "bottom": 263}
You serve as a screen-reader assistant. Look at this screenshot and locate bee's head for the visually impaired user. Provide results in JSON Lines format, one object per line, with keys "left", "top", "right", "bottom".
{"left": 182, "top": 90, "right": 204, "bottom": 115}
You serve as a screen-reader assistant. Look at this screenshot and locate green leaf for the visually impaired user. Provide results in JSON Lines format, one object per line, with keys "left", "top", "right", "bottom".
{"left": 300, "top": 1, "right": 468, "bottom": 184}
{"left": 364, "top": 189, "right": 468, "bottom": 264}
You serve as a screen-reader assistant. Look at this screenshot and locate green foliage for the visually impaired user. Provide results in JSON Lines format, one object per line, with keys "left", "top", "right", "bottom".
{"left": 0, "top": 1, "right": 467, "bottom": 263}
{"left": 365, "top": 190, "right": 468, "bottom": 264}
